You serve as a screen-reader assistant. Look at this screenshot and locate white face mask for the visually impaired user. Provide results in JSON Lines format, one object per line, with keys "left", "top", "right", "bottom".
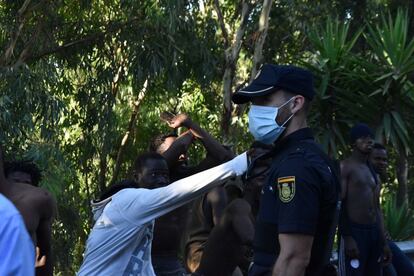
{"left": 248, "top": 98, "right": 294, "bottom": 144}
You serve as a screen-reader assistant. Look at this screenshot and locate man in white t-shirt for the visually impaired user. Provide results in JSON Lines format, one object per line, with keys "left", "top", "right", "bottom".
{"left": 78, "top": 151, "right": 247, "bottom": 276}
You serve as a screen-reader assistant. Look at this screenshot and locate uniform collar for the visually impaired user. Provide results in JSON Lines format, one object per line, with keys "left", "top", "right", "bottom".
{"left": 274, "top": 127, "right": 314, "bottom": 150}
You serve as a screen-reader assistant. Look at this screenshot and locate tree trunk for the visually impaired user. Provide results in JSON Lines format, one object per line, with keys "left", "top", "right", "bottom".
{"left": 221, "top": 55, "right": 235, "bottom": 140}
{"left": 250, "top": 0, "right": 273, "bottom": 81}
{"left": 218, "top": 1, "right": 252, "bottom": 140}
{"left": 235, "top": 0, "right": 272, "bottom": 118}
{"left": 396, "top": 150, "right": 409, "bottom": 207}
{"left": 110, "top": 79, "right": 148, "bottom": 185}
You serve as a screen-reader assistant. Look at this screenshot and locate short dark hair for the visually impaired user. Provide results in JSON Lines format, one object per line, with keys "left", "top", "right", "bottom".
{"left": 4, "top": 160, "right": 42, "bottom": 186}
{"left": 100, "top": 179, "right": 138, "bottom": 201}
{"left": 149, "top": 133, "right": 178, "bottom": 152}
{"left": 134, "top": 152, "right": 166, "bottom": 175}
{"left": 373, "top": 143, "right": 386, "bottom": 151}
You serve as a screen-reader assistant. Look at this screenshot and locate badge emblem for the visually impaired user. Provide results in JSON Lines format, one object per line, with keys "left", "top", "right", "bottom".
{"left": 278, "top": 176, "right": 295, "bottom": 203}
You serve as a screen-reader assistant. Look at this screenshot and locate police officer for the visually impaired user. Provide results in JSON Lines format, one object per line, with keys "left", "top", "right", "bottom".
{"left": 232, "top": 64, "right": 340, "bottom": 276}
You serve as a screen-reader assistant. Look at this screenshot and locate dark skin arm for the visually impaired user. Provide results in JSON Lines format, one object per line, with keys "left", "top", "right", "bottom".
{"left": 167, "top": 114, "right": 234, "bottom": 170}
{"left": 232, "top": 211, "right": 254, "bottom": 246}
{"left": 340, "top": 161, "right": 360, "bottom": 260}
{"left": 206, "top": 186, "right": 228, "bottom": 226}
{"left": 35, "top": 191, "right": 57, "bottom": 276}
{"left": 161, "top": 130, "right": 194, "bottom": 168}
{"left": 229, "top": 199, "right": 254, "bottom": 245}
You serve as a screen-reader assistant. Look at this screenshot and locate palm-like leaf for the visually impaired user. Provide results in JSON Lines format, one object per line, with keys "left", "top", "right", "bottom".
{"left": 364, "top": 9, "right": 414, "bottom": 154}
{"left": 303, "top": 18, "right": 363, "bottom": 156}
{"left": 383, "top": 195, "right": 414, "bottom": 241}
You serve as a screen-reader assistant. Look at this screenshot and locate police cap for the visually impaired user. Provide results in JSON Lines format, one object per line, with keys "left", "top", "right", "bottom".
{"left": 232, "top": 64, "right": 315, "bottom": 104}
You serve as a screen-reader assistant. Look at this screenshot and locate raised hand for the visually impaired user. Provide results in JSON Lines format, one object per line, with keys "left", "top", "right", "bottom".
{"left": 166, "top": 114, "right": 192, "bottom": 129}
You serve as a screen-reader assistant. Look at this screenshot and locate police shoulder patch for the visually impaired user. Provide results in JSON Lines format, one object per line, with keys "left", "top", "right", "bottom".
{"left": 277, "top": 176, "right": 295, "bottom": 203}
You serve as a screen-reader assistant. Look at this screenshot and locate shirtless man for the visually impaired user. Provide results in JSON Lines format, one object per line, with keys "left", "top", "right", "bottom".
{"left": 3, "top": 160, "right": 56, "bottom": 276}
{"left": 193, "top": 142, "right": 273, "bottom": 276}
{"left": 370, "top": 143, "right": 414, "bottom": 276}
{"left": 150, "top": 113, "right": 234, "bottom": 276}
{"left": 338, "top": 123, "right": 391, "bottom": 276}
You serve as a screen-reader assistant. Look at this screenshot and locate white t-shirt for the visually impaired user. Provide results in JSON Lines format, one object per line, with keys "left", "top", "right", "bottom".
{"left": 77, "top": 152, "right": 247, "bottom": 276}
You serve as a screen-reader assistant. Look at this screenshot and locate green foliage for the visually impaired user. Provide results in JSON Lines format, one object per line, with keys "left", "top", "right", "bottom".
{"left": 303, "top": 17, "right": 363, "bottom": 156}
{"left": 0, "top": 0, "right": 414, "bottom": 274}
{"left": 364, "top": 9, "right": 414, "bottom": 155}
{"left": 383, "top": 194, "right": 414, "bottom": 241}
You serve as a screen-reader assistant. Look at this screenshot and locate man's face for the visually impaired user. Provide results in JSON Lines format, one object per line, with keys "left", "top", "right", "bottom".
{"left": 354, "top": 136, "right": 374, "bottom": 154}
{"left": 7, "top": 171, "right": 32, "bottom": 185}
{"left": 135, "top": 159, "right": 170, "bottom": 189}
{"left": 251, "top": 91, "right": 294, "bottom": 126}
{"left": 370, "top": 148, "right": 388, "bottom": 175}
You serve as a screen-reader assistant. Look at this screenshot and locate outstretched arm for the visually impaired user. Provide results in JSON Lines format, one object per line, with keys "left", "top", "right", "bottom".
{"left": 123, "top": 152, "right": 248, "bottom": 225}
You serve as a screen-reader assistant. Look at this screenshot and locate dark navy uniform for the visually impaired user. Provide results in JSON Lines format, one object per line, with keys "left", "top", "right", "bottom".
{"left": 250, "top": 128, "right": 340, "bottom": 276}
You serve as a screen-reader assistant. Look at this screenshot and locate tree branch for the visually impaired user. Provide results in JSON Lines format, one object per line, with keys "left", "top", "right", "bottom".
{"left": 213, "top": 0, "right": 230, "bottom": 48}
{"left": 110, "top": 79, "right": 149, "bottom": 185}
{"left": 220, "top": 0, "right": 254, "bottom": 139}
{"left": 250, "top": 0, "right": 273, "bottom": 81}
{"left": 12, "top": 17, "right": 141, "bottom": 66}
{"left": 1, "top": 0, "right": 32, "bottom": 65}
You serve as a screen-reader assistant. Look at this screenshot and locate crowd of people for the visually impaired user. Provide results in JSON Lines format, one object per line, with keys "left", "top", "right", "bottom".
{"left": 1, "top": 64, "right": 413, "bottom": 276}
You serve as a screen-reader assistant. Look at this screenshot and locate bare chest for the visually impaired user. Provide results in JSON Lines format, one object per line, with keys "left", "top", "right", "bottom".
{"left": 348, "top": 165, "right": 377, "bottom": 193}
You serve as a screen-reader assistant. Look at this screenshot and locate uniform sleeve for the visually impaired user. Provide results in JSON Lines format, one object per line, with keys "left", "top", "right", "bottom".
{"left": 276, "top": 156, "right": 322, "bottom": 235}
{"left": 0, "top": 213, "right": 35, "bottom": 276}
{"left": 118, "top": 152, "right": 248, "bottom": 225}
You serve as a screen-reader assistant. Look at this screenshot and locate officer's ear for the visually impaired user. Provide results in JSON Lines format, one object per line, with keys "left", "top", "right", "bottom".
{"left": 290, "top": 95, "right": 305, "bottom": 114}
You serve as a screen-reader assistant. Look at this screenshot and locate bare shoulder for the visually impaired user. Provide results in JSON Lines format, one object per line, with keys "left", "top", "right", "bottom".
{"left": 15, "top": 183, "right": 56, "bottom": 216}
{"left": 340, "top": 158, "right": 354, "bottom": 174}
{"left": 35, "top": 187, "right": 56, "bottom": 212}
